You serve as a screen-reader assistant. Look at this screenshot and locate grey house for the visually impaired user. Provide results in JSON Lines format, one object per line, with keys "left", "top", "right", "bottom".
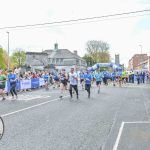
{"left": 26, "top": 44, "right": 87, "bottom": 71}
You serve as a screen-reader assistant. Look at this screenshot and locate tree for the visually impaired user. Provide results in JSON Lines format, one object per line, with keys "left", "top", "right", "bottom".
{"left": 83, "top": 54, "right": 94, "bottom": 66}
{"left": 11, "top": 50, "right": 26, "bottom": 67}
{"left": 86, "top": 40, "right": 110, "bottom": 63}
{"left": 0, "top": 48, "right": 7, "bottom": 69}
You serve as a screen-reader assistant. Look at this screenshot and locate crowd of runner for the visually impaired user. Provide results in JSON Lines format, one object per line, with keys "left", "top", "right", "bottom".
{"left": 0, "top": 67, "right": 150, "bottom": 101}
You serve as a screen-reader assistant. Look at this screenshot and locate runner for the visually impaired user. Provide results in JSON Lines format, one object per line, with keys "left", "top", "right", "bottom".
{"left": 0, "top": 70, "right": 6, "bottom": 101}
{"left": 59, "top": 69, "right": 68, "bottom": 99}
{"left": 84, "top": 70, "right": 92, "bottom": 98}
{"left": 79, "top": 71, "right": 84, "bottom": 90}
{"left": 111, "top": 71, "right": 117, "bottom": 86}
{"left": 42, "top": 72, "right": 49, "bottom": 90}
{"left": 53, "top": 73, "right": 59, "bottom": 89}
{"left": 69, "top": 68, "right": 78, "bottom": 100}
{"left": 116, "top": 71, "right": 122, "bottom": 87}
{"left": 94, "top": 71, "right": 103, "bottom": 94}
{"left": 8, "top": 70, "right": 18, "bottom": 99}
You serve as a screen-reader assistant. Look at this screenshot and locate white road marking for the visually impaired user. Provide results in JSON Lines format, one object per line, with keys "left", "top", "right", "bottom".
{"left": 113, "top": 121, "right": 150, "bottom": 150}
{"left": 113, "top": 121, "right": 125, "bottom": 150}
{"left": 24, "top": 95, "right": 51, "bottom": 101}
{"left": 7, "top": 96, "right": 50, "bottom": 101}
{"left": 101, "top": 110, "right": 119, "bottom": 150}
{"left": 1, "top": 95, "right": 69, "bottom": 117}
{"left": 124, "top": 121, "right": 150, "bottom": 124}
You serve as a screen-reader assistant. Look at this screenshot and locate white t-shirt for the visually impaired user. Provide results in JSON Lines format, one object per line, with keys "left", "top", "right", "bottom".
{"left": 69, "top": 72, "right": 78, "bottom": 85}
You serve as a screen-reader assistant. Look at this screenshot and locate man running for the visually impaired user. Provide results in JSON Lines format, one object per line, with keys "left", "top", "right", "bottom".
{"left": 84, "top": 70, "right": 92, "bottom": 98}
{"left": 111, "top": 71, "right": 116, "bottom": 86}
{"left": 94, "top": 71, "right": 103, "bottom": 94}
{"left": 0, "top": 70, "right": 6, "bottom": 101}
{"left": 8, "top": 70, "right": 18, "bottom": 99}
{"left": 42, "top": 72, "right": 49, "bottom": 90}
{"left": 69, "top": 68, "right": 78, "bottom": 100}
{"left": 79, "top": 72, "right": 84, "bottom": 90}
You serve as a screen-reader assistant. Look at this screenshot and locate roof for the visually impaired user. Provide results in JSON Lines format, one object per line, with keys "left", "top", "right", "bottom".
{"left": 44, "top": 49, "right": 84, "bottom": 60}
{"left": 26, "top": 52, "right": 47, "bottom": 55}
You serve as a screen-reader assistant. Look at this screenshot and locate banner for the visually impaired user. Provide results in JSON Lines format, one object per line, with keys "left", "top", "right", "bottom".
{"left": 31, "top": 78, "right": 39, "bottom": 88}
{"left": 39, "top": 78, "right": 45, "bottom": 86}
{"left": 20, "top": 79, "right": 31, "bottom": 90}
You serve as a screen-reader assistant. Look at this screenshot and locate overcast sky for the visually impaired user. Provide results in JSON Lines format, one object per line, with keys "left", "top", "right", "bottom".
{"left": 0, "top": 0, "right": 150, "bottom": 67}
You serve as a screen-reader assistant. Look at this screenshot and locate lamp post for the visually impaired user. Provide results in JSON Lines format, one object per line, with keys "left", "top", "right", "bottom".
{"left": 6, "top": 31, "right": 10, "bottom": 70}
{"left": 139, "top": 45, "right": 143, "bottom": 70}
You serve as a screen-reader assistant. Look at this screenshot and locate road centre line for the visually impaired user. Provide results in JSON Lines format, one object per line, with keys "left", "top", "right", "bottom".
{"left": 1, "top": 95, "right": 69, "bottom": 118}
{"left": 113, "top": 122, "right": 125, "bottom": 150}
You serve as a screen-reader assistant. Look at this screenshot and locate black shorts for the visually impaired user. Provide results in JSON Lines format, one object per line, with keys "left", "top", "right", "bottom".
{"left": 61, "top": 80, "right": 67, "bottom": 86}
{"left": 45, "top": 80, "right": 48, "bottom": 83}
{"left": 96, "top": 81, "right": 101, "bottom": 85}
{"left": 80, "top": 79, "right": 84, "bottom": 83}
{"left": 85, "top": 84, "right": 91, "bottom": 90}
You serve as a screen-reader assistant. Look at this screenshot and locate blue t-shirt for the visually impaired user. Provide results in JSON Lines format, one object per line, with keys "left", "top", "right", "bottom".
{"left": 53, "top": 75, "right": 59, "bottom": 81}
{"left": 8, "top": 73, "right": 17, "bottom": 84}
{"left": 43, "top": 74, "right": 49, "bottom": 81}
{"left": 103, "top": 71, "right": 111, "bottom": 78}
{"left": 84, "top": 73, "right": 92, "bottom": 85}
{"left": 80, "top": 73, "right": 84, "bottom": 79}
{"left": 116, "top": 72, "right": 122, "bottom": 77}
{"left": 94, "top": 73, "right": 103, "bottom": 82}
{"left": 111, "top": 72, "right": 116, "bottom": 80}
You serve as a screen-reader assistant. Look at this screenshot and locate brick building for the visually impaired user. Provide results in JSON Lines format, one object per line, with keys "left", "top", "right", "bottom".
{"left": 128, "top": 54, "right": 148, "bottom": 70}
{"left": 135, "top": 56, "right": 150, "bottom": 71}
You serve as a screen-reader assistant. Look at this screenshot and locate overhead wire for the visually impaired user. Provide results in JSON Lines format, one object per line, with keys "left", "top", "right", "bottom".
{"left": 0, "top": 9, "right": 150, "bottom": 30}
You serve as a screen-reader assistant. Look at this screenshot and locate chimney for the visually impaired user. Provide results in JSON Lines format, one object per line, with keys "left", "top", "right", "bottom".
{"left": 74, "top": 50, "right": 77, "bottom": 55}
{"left": 54, "top": 43, "right": 58, "bottom": 51}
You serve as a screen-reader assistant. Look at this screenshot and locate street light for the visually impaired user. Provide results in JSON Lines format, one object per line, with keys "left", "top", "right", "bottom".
{"left": 6, "top": 31, "right": 10, "bottom": 70}
{"left": 139, "top": 44, "right": 143, "bottom": 70}
{"left": 139, "top": 44, "right": 143, "bottom": 54}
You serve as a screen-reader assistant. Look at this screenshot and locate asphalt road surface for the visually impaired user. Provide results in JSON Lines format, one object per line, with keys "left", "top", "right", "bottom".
{"left": 0, "top": 83, "right": 149, "bottom": 150}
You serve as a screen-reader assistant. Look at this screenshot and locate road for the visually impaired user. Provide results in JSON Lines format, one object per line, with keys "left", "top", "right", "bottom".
{"left": 0, "top": 84, "right": 150, "bottom": 150}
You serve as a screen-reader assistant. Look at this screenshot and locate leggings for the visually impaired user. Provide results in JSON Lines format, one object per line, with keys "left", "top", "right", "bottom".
{"left": 10, "top": 84, "right": 17, "bottom": 97}
{"left": 85, "top": 84, "right": 91, "bottom": 96}
{"left": 69, "top": 84, "right": 78, "bottom": 97}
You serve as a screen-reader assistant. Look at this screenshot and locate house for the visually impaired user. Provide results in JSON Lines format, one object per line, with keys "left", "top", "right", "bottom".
{"left": 26, "top": 43, "right": 87, "bottom": 72}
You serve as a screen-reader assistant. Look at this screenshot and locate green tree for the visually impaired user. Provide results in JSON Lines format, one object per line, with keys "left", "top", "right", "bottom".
{"left": 0, "top": 47, "right": 7, "bottom": 69}
{"left": 82, "top": 54, "right": 93, "bottom": 66}
{"left": 86, "top": 40, "right": 110, "bottom": 63}
{"left": 11, "top": 50, "right": 26, "bottom": 67}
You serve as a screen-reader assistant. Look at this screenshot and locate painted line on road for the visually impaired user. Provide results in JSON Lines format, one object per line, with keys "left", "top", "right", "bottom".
{"left": 124, "top": 121, "right": 150, "bottom": 124}
{"left": 1, "top": 95, "right": 70, "bottom": 118}
{"left": 113, "top": 121, "right": 150, "bottom": 150}
{"left": 24, "top": 95, "right": 51, "bottom": 101}
{"left": 113, "top": 121, "right": 125, "bottom": 150}
{"left": 6, "top": 95, "right": 51, "bottom": 101}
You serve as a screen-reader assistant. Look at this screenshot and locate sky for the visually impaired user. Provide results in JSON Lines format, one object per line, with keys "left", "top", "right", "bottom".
{"left": 0, "top": 0, "right": 150, "bottom": 67}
